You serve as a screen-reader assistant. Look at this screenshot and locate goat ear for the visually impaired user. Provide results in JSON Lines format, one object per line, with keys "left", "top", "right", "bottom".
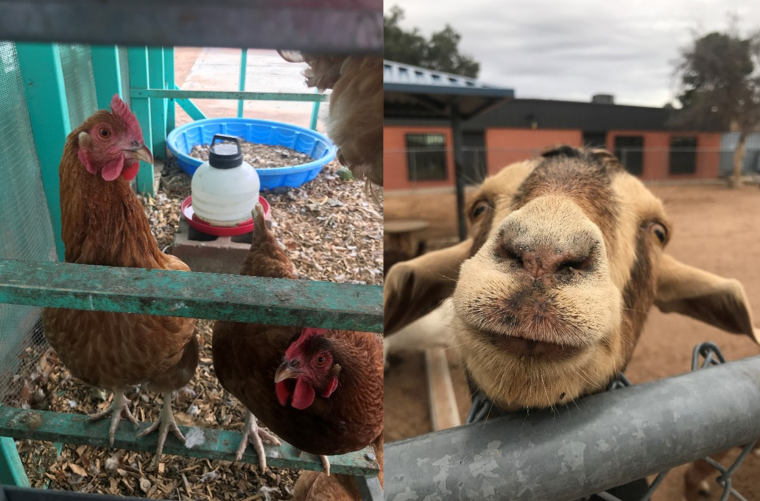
{"left": 655, "top": 253, "right": 760, "bottom": 343}
{"left": 384, "top": 239, "right": 472, "bottom": 336}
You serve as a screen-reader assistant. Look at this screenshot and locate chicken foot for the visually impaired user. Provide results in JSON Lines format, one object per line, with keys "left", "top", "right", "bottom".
{"left": 87, "top": 389, "right": 139, "bottom": 446}
{"left": 236, "top": 411, "right": 281, "bottom": 470}
{"left": 137, "top": 391, "right": 185, "bottom": 461}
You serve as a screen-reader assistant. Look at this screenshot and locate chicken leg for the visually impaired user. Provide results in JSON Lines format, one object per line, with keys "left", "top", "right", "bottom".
{"left": 87, "top": 389, "right": 139, "bottom": 445}
{"left": 137, "top": 391, "right": 185, "bottom": 461}
{"left": 236, "top": 411, "right": 281, "bottom": 470}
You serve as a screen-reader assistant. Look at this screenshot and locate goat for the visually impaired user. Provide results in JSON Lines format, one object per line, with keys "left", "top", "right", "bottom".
{"left": 384, "top": 146, "right": 760, "bottom": 499}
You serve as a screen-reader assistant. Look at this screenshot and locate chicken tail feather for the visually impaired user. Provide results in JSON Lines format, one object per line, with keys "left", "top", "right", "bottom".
{"left": 242, "top": 203, "right": 296, "bottom": 279}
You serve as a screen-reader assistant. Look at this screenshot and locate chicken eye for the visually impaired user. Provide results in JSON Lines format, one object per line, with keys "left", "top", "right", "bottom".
{"left": 99, "top": 128, "right": 111, "bottom": 138}
{"left": 650, "top": 223, "right": 667, "bottom": 244}
{"left": 316, "top": 356, "right": 326, "bottom": 366}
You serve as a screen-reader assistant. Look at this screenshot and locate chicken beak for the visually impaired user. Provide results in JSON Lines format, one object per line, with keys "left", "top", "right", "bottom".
{"left": 274, "top": 360, "right": 303, "bottom": 383}
{"left": 123, "top": 144, "right": 154, "bottom": 165}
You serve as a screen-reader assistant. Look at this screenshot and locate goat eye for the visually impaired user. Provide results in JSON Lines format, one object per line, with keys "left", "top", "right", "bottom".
{"left": 472, "top": 202, "right": 489, "bottom": 219}
{"left": 99, "top": 128, "right": 111, "bottom": 138}
{"left": 650, "top": 223, "right": 667, "bottom": 244}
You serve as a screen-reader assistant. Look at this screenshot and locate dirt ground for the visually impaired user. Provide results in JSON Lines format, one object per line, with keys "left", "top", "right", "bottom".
{"left": 384, "top": 183, "right": 760, "bottom": 501}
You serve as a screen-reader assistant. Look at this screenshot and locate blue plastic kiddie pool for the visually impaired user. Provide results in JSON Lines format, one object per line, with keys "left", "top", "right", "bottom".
{"left": 166, "top": 118, "right": 337, "bottom": 190}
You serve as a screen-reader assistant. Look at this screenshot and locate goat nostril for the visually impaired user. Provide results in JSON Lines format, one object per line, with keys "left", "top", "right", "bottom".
{"left": 496, "top": 244, "right": 522, "bottom": 264}
{"left": 557, "top": 254, "right": 593, "bottom": 273}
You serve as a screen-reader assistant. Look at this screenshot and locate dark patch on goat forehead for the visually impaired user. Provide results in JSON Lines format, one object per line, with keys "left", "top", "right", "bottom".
{"left": 510, "top": 156, "right": 620, "bottom": 240}
{"left": 620, "top": 230, "right": 657, "bottom": 361}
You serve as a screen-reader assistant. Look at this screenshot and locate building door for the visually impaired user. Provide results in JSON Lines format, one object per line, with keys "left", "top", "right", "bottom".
{"left": 614, "top": 135, "right": 644, "bottom": 175}
{"left": 462, "top": 131, "right": 487, "bottom": 185}
{"left": 669, "top": 136, "right": 698, "bottom": 175}
{"left": 583, "top": 131, "right": 607, "bottom": 149}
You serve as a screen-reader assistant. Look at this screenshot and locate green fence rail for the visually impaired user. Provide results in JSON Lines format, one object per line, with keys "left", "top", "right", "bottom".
{"left": 0, "top": 407, "right": 379, "bottom": 476}
{"left": 0, "top": 260, "right": 382, "bottom": 332}
{"left": 131, "top": 89, "right": 328, "bottom": 102}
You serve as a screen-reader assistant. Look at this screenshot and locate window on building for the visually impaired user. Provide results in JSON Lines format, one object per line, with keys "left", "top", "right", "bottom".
{"left": 614, "top": 136, "right": 644, "bottom": 175}
{"left": 406, "top": 133, "right": 448, "bottom": 181}
{"left": 669, "top": 136, "right": 698, "bottom": 175}
{"left": 583, "top": 131, "right": 607, "bottom": 149}
{"left": 463, "top": 131, "right": 487, "bottom": 185}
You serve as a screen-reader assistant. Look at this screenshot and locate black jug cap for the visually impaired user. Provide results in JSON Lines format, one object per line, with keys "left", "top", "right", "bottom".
{"left": 208, "top": 134, "right": 243, "bottom": 169}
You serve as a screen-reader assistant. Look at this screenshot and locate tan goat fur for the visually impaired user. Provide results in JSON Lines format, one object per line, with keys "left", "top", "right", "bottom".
{"left": 384, "top": 146, "right": 759, "bottom": 411}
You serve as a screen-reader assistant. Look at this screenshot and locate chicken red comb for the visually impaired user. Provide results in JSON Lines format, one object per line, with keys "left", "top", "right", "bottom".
{"left": 285, "top": 328, "right": 328, "bottom": 358}
{"left": 110, "top": 94, "right": 142, "bottom": 138}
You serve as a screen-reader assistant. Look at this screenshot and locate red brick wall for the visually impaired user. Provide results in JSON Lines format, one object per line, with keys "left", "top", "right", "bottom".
{"left": 383, "top": 126, "right": 724, "bottom": 191}
{"left": 484, "top": 128, "right": 583, "bottom": 175}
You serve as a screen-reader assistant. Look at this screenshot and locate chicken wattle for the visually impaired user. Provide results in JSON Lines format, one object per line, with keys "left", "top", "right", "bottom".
{"left": 41, "top": 94, "right": 198, "bottom": 462}
{"left": 212, "top": 204, "right": 383, "bottom": 499}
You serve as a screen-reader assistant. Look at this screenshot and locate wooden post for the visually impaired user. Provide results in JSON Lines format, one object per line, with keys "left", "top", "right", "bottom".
{"left": 127, "top": 46, "right": 154, "bottom": 195}
{"left": 15, "top": 42, "right": 71, "bottom": 261}
{"left": 237, "top": 48, "right": 248, "bottom": 117}
{"left": 148, "top": 47, "right": 166, "bottom": 160}
{"left": 90, "top": 45, "right": 123, "bottom": 110}
{"left": 425, "top": 348, "right": 461, "bottom": 431}
{"left": 164, "top": 47, "right": 175, "bottom": 133}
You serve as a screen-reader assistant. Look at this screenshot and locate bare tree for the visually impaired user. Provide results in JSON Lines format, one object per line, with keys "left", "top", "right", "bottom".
{"left": 673, "top": 23, "right": 760, "bottom": 187}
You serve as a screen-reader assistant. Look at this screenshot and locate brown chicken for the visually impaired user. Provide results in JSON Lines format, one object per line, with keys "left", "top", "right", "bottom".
{"left": 279, "top": 52, "right": 383, "bottom": 187}
{"left": 212, "top": 204, "right": 383, "bottom": 499}
{"left": 41, "top": 95, "right": 198, "bottom": 460}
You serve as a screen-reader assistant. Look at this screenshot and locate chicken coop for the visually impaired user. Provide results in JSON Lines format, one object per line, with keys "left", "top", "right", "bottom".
{"left": 0, "top": 1, "right": 382, "bottom": 500}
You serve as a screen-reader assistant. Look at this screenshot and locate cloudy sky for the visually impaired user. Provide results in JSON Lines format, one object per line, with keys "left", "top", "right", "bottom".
{"left": 385, "top": 0, "right": 760, "bottom": 107}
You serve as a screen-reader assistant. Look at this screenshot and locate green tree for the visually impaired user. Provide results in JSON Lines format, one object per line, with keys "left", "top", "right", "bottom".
{"left": 673, "top": 25, "right": 760, "bottom": 187}
{"left": 384, "top": 6, "right": 480, "bottom": 78}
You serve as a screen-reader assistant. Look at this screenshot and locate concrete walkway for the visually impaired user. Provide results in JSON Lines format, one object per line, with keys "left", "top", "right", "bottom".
{"left": 173, "top": 47, "right": 329, "bottom": 131}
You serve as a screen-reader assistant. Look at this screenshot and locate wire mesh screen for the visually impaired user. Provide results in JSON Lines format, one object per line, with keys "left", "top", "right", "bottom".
{"left": 118, "top": 46, "right": 130, "bottom": 108}
{"left": 59, "top": 44, "right": 98, "bottom": 128}
{"left": 0, "top": 42, "right": 57, "bottom": 404}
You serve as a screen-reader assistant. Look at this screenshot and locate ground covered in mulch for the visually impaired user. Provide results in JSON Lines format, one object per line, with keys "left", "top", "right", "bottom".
{"left": 5, "top": 158, "right": 382, "bottom": 499}
{"left": 189, "top": 141, "right": 314, "bottom": 169}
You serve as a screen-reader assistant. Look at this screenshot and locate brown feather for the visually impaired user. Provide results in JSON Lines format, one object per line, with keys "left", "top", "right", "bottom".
{"left": 286, "top": 55, "right": 383, "bottom": 186}
{"left": 292, "top": 434, "right": 383, "bottom": 501}
{"left": 212, "top": 209, "right": 383, "bottom": 456}
{"left": 42, "top": 113, "right": 197, "bottom": 394}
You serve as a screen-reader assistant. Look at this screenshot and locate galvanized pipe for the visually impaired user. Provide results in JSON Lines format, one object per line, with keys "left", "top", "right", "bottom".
{"left": 385, "top": 355, "right": 760, "bottom": 501}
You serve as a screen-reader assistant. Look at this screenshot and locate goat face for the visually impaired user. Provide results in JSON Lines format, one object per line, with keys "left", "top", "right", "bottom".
{"left": 384, "top": 146, "right": 759, "bottom": 411}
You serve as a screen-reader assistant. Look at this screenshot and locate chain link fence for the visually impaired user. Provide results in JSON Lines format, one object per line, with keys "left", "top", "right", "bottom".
{"left": 0, "top": 41, "right": 58, "bottom": 408}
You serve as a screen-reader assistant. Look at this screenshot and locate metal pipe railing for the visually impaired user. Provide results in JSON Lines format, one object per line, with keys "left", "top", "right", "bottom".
{"left": 385, "top": 355, "right": 760, "bottom": 500}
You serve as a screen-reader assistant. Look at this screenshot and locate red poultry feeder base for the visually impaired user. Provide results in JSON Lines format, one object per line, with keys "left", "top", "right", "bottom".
{"left": 181, "top": 196, "right": 271, "bottom": 237}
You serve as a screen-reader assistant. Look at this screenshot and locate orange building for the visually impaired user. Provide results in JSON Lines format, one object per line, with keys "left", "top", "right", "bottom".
{"left": 385, "top": 75, "right": 724, "bottom": 191}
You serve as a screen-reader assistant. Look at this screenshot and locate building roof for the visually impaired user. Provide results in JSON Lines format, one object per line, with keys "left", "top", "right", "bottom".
{"left": 464, "top": 98, "right": 677, "bottom": 131}
{"left": 385, "top": 96, "right": 724, "bottom": 133}
{"left": 383, "top": 60, "right": 514, "bottom": 119}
